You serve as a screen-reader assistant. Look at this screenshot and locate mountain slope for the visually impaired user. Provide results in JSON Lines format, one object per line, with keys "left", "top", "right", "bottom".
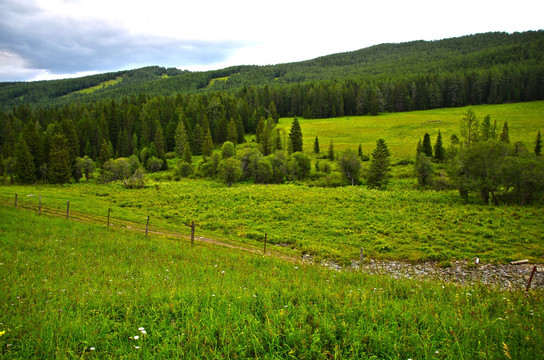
{"left": 0, "top": 30, "right": 542, "bottom": 110}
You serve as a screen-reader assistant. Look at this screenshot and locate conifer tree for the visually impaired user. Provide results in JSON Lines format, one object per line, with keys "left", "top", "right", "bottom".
{"left": 328, "top": 139, "right": 335, "bottom": 161}
{"left": 48, "top": 133, "right": 72, "bottom": 184}
{"left": 433, "top": 130, "right": 446, "bottom": 162}
{"left": 416, "top": 139, "right": 423, "bottom": 155}
{"left": 202, "top": 128, "right": 214, "bottom": 157}
{"left": 227, "top": 118, "right": 238, "bottom": 144}
{"left": 174, "top": 120, "right": 189, "bottom": 157}
{"left": 289, "top": 117, "right": 303, "bottom": 153}
{"left": 192, "top": 124, "right": 203, "bottom": 155}
{"left": 183, "top": 143, "right": 192, "bottom": 164}
{"left": 460, "top": 108, "right": 479, "bottom": 146}
{"left": 422, "top": 133, "right": 433, "bottom": 157}
{"left": 99, "top": 139, "right": 112, "bottom": 165}
{"left": 358, "top": 144, "right": 363, "bottom": 158}
{"left": 314, "top": 137, "right": 320, "bottom": 154}
{"left": 366, "top": 139, "right": 391, "bottom": 189}
{"left": 480, "top": 115, "right": 492, "bottom": 141}
{"left": 14, "top": 135, "right": 35, "bottom": 184}
{"left": 535, "top": 130, "right": 542, "bottom": 156}
{"left": 500, "top": 121, "right": 510, "bottom": 144}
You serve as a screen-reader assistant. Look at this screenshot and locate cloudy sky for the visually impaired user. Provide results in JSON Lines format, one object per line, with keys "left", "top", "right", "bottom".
{"left": 0, "top": 0, "right": 542, "bottom": 82}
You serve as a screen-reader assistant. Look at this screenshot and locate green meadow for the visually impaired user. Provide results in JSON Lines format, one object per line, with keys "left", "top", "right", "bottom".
{"left": 70, "top": 76, "right": 124, "bottom": 95}
{"left": 2, "top": 179, "right": 543, "bottom": 264}
{"left": 0, "top": 206, "right": 542, "bottom": 359}
{"left": 277, "top": 101, "right": 544, "bottom": 158}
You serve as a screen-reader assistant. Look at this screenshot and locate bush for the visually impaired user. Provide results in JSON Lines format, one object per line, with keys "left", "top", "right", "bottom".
{"left": 123, "top": 168, "right": 146, "bottom": 189}
{"left": 146, "top": 157, "right": 163, "bottom": 173}
{"left": 175, "top": 161, "right": 193, "bottom": 178}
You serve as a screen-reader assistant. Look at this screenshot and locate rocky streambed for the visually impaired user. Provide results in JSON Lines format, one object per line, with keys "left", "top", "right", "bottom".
{"left": 304, "top": 255, "right": 543, "bottom": 290}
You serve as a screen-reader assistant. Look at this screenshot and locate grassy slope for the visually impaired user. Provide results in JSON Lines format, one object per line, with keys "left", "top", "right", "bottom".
{"left": 277, "top": 101, "right": 544, "bottom": 158}
{"left": 0, "top": 206, "right": 542, "bottom": 359}
{"left": 69, "top": 76, "right": 123, "bottom": 95}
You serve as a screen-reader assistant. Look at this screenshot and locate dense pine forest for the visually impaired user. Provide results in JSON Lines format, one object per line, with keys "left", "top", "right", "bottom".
{"left": 1, "top": 31, "right": 543, "bottom": 204}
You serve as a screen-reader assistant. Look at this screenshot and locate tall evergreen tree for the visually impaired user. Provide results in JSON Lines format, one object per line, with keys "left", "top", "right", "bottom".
{"left": 314, "top": 137, "right": 320, "bottom": 154}
{"left": 422, "top": 133, "right": 433, "bottom": 157}
{"left": 500, "top": 121, "right": 510, "bottom": 144}
{"left": 535, "top": 130, "right": 542, "bottom": 156}
{"left": 433, "top": 130, "right": 446, "bottom": 162}
{"left": 48, "top": 133, "right": 72, "bottom": 184}
{"left": 460, "top": 108, "right": 479, "bottom": 146}
{"left": 202, "top": 128, "right": 214, "bottom": 157}
{"left": 227, "top": 118, "right": 238, "bottom": 144}
{"left": 289, "top": 117, "right": 303, "bottom": 153}
{"left": 328, "top": 139, "right": 335, "bottom": 161}
{"left": 14, "top": 135, "right": 35, "bottom": 184}
{"left": 174, "top": 120, "right": 189, "bottom": 157}
{"left": 480, "top": 114, "right": 492, "bottom": 141}
{"left": 358, "top": 143, "right": 363, "bottom": 158}
{"left": 366, "top": 139, "right": 391, "bottom": 189}
{"left": 99, "top": 139, "right": 112, "bottom": 165}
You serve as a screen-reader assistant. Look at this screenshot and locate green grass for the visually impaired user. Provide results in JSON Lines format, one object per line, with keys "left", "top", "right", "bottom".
{"left": 208, "top": 76, "right": 229, "bottom": 87}
{"left": 0, "top": 206, "right": 542, "bottom": 359}
{"left": 70, "top": 76, "right": 123, "bottom": 95}
{"left": 2, "top": 178, "right": 543, "bottom": 264}
{"left": 278, "top": 101, "right": 544, "bottom": 159}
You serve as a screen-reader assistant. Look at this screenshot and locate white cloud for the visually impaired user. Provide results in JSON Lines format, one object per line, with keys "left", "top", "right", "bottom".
{"left": 1, "top": 0, "right": 542, "bottom": 81}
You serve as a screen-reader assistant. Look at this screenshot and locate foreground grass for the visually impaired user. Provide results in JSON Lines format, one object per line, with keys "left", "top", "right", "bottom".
{"left": 277, "top": 101, "right": 544, "bottom": 158}
{"left": 0, "top": 206, "right": 542, "bottom": 359}
{"left": 1, "top": 179, "right": 543, "bottom": 265}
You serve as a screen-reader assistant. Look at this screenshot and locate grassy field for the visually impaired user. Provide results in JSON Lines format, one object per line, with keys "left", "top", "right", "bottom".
{"left": 2, "top": 179, "right": 543, "bottom": 265}
{"left": 0, "top": 206, "right": 542, "bottom": 359}
{"left": 70, "top": 76, "right": 123, "bottom": 95}
{"left": 277, "top": 101, "right": 544, "bottom": 158}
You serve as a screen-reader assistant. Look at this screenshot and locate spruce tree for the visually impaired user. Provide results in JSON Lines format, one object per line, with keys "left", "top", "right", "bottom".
{"left": 328, "top": 140, "right": 335, "bottom": 161}
{"left": 358, "top": 144, "right": 363, "bottom": 158}
{"left": 500, "top": 121, "right": 510, "bottom": 144}
{"left": 535, "top": 130, "right": 542, "bottom": 156}
{"left": 433, "top": 130, "right": 446, "bottom": 162}
{"left": 202, "top": 128, "right": 214, "bottom": 157}
{"left": 227, "top": 118, "right": 238, "bottom": 144}
{"left": 99, "top": 139, "right": 112, "bottom": 165}
{"left": 289, "top": 117, "right": 303, "bottom": 153}
{"left": 14, "top": 135, "right": 35, "bottom": 184}
{"left": 48, "top": 133, "right": 72, "bottom": 184}
{"left": 314, "top": 137, "right": 320, "bottom": 154}
{"left": 366, "top": 139, "right": 391, "bottom": 189}
{"left": 422, "top": 133, "right": 433, "bottom": 157}
{"left": 480, "top": 115, "right": 492, "bottom": 141}
{"left": 174, "top": 120, "right": 189, "bottom": 157}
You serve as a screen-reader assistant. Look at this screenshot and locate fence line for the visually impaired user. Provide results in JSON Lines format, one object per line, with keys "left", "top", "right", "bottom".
{"left": 1, "top": 193, "right": 271, "bottom": 257}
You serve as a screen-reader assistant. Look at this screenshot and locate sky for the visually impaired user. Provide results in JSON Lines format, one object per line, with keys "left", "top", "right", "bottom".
{"left": 0, "top": 0, "right": 542, "bottom": 82}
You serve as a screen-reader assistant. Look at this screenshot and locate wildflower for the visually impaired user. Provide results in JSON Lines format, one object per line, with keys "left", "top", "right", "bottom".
{"left": 138, "top": 327, "right": 145, "bottom": 331}
{"left": 90, "top": 347, "right": 95, "bottom": 351}
{"left": 221, "top": 270, "right": 225, "bottom": 274}
{"left": 0, "top": 330, "right": 5, "bottom": 337}
{"left": 134, "top": 346, "right": 140, "bottom": 349}
{"left": 294, "top": 266, "right": 298, "bottom": 269}
{"left": 141, "top": 330, "right": 147, "bottom": 335}
{"left": 133, "top": 335, "right": 139, "bottom": 340}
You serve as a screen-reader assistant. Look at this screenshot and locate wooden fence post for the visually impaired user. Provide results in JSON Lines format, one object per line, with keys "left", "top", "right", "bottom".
{"left": 66, "top": 201, "right": 70, "bottom": 219}
{"left": 107, "top": 208, "right": 111, "bottom": 227}
{"left": 191, "top": 221, "right": 195, "bottom": 246}
{"left": 39, "top": 195, "right": 41, "bottom": 215}
{"left": 263, "top": 233, "right": 267, "bottom": 255}
{"left": 15, "top": 193, "right": 17, "bottom": 208}
{"left": 145, "top": 216, "right": 150, "bottom": 237}
{"left": 526, "top": 266, "right": 537, "bottom": 292}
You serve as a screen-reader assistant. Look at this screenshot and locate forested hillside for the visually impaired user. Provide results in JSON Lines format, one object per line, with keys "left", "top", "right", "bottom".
{"left": 1, "top": 31, "right": 543, "bottom": 199}
{"left": 1, "top": 31, "right": 543, "bottom": 111}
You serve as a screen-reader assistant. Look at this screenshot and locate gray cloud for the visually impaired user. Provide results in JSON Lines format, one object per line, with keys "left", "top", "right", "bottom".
{"left": 0, "top": 0, "right": 241, "bottom": 80}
